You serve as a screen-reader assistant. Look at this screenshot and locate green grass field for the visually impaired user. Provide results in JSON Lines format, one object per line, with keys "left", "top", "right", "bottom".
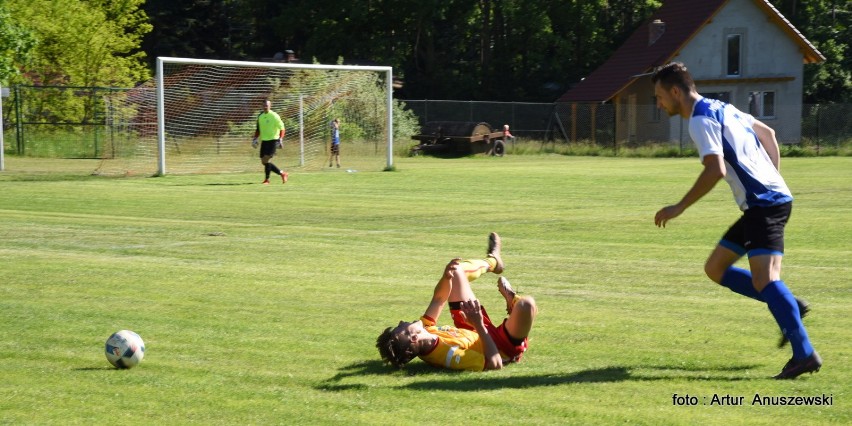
{"left": 1, "top": 155, "right": 849, "bottom": 424}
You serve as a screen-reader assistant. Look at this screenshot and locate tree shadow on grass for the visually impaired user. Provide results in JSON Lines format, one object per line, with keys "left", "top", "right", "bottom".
{"left": 316, "top": 360, "right": 761, "bottom": 392}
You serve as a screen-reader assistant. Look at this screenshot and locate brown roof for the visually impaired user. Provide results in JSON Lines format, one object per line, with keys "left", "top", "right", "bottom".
{"left": 557, "top": 0, "right": 825, "bottom": 103}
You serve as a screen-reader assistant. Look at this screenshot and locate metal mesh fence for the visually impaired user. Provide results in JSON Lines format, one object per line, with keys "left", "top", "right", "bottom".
{"left": 801, "top": 104, "right": 852, "bottom": 151}
{"left": 403, "top": 100, "right": 564, "bottom": 142}
{"left": 401, "top": 99, "right": 850, "bottom": 151}
{"left": 2, "top": 87, "right": 850, "bottom": 163}
{"left": 1, "top": 85, "right": 134, "bottom": 158}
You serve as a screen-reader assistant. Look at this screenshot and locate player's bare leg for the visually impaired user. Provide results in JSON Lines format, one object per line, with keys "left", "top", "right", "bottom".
{"left": 704, "top": 245, "right": 740, "bottom": 284}
{"left": 447, "top": 259, "right": 477, "bottom": 303}
{"left": 422, "top": 259, "right": 477, "bottom": 320}
{"left": 500, "top": 276, "right": 537, "bottom": 340}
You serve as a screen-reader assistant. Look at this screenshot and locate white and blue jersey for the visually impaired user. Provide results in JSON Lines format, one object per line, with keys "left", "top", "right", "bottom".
{"left": 689, "top": 97, "right": 792, "bottom": 211}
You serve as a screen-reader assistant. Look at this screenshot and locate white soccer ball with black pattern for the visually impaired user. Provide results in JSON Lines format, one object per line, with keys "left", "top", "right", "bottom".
{"left": 105, "top": 330, "right": 145, "bottom": 369}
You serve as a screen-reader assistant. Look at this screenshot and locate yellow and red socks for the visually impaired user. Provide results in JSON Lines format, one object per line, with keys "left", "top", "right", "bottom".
{"left": 484, "top": 257, "right": 499, "bottom": 273}
{"left": 461, "top": 259, "right": 491, "bottom": 282}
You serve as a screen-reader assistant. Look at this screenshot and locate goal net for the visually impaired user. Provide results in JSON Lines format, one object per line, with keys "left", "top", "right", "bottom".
{"left": 96, "top": 57, "right": 393, "bottom": 176}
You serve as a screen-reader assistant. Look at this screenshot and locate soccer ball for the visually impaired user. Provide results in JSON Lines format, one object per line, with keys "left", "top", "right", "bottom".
{"left": 105, "top": 330, "right": 145, "bottom": 369}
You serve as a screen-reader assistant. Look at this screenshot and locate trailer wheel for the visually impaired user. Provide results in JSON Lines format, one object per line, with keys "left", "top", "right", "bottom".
{"left": 492, "top": 140, "right": 505, "bottom": 157}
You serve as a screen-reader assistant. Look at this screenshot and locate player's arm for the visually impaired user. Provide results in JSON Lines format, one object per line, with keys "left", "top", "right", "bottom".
{"left": 460, "top": 300, "right": 503, "bottom": 370}
{"left": 752, "top": 120, "right": 780, "bottom": 171}
{"left": 277, "top": 115, "right": 286, "bottom": 140}
{"left": 655, "top": 154, "right": 725, "bottom": 227}
{"left": 252, "top": 120, "right": 260, "bottom": 147}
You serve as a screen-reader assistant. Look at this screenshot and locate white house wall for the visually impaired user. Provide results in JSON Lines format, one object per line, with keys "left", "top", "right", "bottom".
{"left": 669, "top": 0, "right": 805, "bottom": 143}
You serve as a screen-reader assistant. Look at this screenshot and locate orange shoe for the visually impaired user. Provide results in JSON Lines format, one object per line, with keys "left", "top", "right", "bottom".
{"left": 281, "top": 172, "right": 289, "bottom": 184}
{"left": 262, "top": 179, "right": 270, "bottom": 185}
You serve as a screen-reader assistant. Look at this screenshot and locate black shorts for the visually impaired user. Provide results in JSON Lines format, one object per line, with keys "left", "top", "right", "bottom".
{"left": 260, "top": 140, "right": 278, "bottom": 157}
{"left": 330, "top": 143, "right": 339, "bottom": 155}
{"left": 720, "top": 202, "right": 792, "bottom": 257}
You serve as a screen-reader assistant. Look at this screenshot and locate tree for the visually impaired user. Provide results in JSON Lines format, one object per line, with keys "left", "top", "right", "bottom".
{"left": 771, "top": 0, "right": 851, "bottom": 103}
{"left": 6, "top": 0, "right": 151, "bottom": 87}
{"left": 3, "top": 0, "right": 151, "bottom": 125}
{"left": 139, "top": 0, "right": 846, "bottom": 103}
{"left": 0, "top": 4, "right": 36, "bottom": 85}
{"left": 141, "top": 0, "right": 257, "bottom": 66}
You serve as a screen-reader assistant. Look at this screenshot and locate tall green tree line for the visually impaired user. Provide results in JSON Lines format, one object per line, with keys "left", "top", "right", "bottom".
{"left": 0, "top": 0, "right": 848, "bottom": 103}
{"left": 0, "top": 0, "right": 150, "bottom": 87}
{"left": 143, "top": 0, "right": 663, "bottom": 101}
{"left": 139, "top": 0, "right": 848, "bottom": 103}
{"left": 773, "top": 0, "right": 851, "bottom": 103}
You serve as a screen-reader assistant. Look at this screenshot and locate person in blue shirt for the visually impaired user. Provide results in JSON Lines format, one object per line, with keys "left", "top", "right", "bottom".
{"left": 328, "top": 118, "right": 341, "bottom": 168}
{"left": 651, "top": 62, "right": 820, "bottom": 379}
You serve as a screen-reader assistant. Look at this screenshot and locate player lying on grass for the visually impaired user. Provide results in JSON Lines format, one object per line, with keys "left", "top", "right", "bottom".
{"left": 376, "top": 233, "right": 538, "bottom": 371}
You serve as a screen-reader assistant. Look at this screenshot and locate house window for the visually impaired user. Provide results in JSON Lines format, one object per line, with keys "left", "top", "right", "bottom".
{"left": 726, "top": 34, "right": 741, "bottom": 76}
{"left": 700, "top": 92, "right": 731, "bottom": 103}
{"left": 749, "top": 91, "right": 775, "bottom": 118}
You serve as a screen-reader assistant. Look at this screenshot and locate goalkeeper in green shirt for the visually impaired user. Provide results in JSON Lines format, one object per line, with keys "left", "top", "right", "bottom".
{"left": 252, "top": 99, "right": 288, "bottom": 184}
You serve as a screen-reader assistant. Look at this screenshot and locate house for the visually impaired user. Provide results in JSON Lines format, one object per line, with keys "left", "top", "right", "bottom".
{"left": 557, "top": 0, "right": 824, "bottom": 145}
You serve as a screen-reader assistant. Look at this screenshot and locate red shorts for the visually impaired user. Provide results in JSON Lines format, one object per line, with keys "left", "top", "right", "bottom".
{"left": 450, "top": 305, "right": 528, "bottom": 362}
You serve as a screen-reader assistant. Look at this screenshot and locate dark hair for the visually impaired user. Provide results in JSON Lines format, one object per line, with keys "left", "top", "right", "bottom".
{"left": 376, "top": 326, "right": 416, "bottom": 368}
{"left": 651, "top": 62, "right": 696, "bottom": 93}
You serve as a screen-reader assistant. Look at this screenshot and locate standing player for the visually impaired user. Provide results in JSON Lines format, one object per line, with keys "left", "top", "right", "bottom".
{"left": 651, "top": 62, "right": 820, "bottom": 379}
{"left": 376, "top": 233, "right": 538, "bottom": 371}
{"left": 252, "top": 99, "right": 288, "bottom": 185}
{"left": 328, "top": 118, "right": 341, "bottom": 168}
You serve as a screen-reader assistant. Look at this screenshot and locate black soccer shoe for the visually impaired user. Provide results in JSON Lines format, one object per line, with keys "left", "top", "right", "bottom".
{"left": 778, "top": 297, "right": 811, "bottom": 348}
{"left": 773, "top": 351, "right": 822, "bottom": 379}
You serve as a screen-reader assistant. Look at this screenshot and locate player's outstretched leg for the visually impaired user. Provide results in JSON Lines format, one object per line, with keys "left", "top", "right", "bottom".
{"left": 487, "top": 232, "right": 504, "bottom": 274}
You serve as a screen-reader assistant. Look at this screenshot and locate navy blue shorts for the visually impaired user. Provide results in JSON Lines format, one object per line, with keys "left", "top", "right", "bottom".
{"left": 720, "top": 202, "right": 792, "bottom": 257}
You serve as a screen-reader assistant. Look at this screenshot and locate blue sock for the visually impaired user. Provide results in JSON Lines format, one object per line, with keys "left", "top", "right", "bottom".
{"left": 720, "top": 267, "right": 763, "bottom": 301}
{"left": 761, "top": 280, "right": 814, "bottom": 360}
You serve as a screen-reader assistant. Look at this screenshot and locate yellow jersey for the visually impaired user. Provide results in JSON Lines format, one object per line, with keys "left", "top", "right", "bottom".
{"left": 418, "top": 315, "right": 487, "bottom": 371}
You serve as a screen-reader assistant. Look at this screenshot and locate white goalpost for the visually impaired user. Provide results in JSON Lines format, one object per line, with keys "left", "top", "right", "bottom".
{"left": 97, "top": 57, "right": 393, "bottom": 176}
